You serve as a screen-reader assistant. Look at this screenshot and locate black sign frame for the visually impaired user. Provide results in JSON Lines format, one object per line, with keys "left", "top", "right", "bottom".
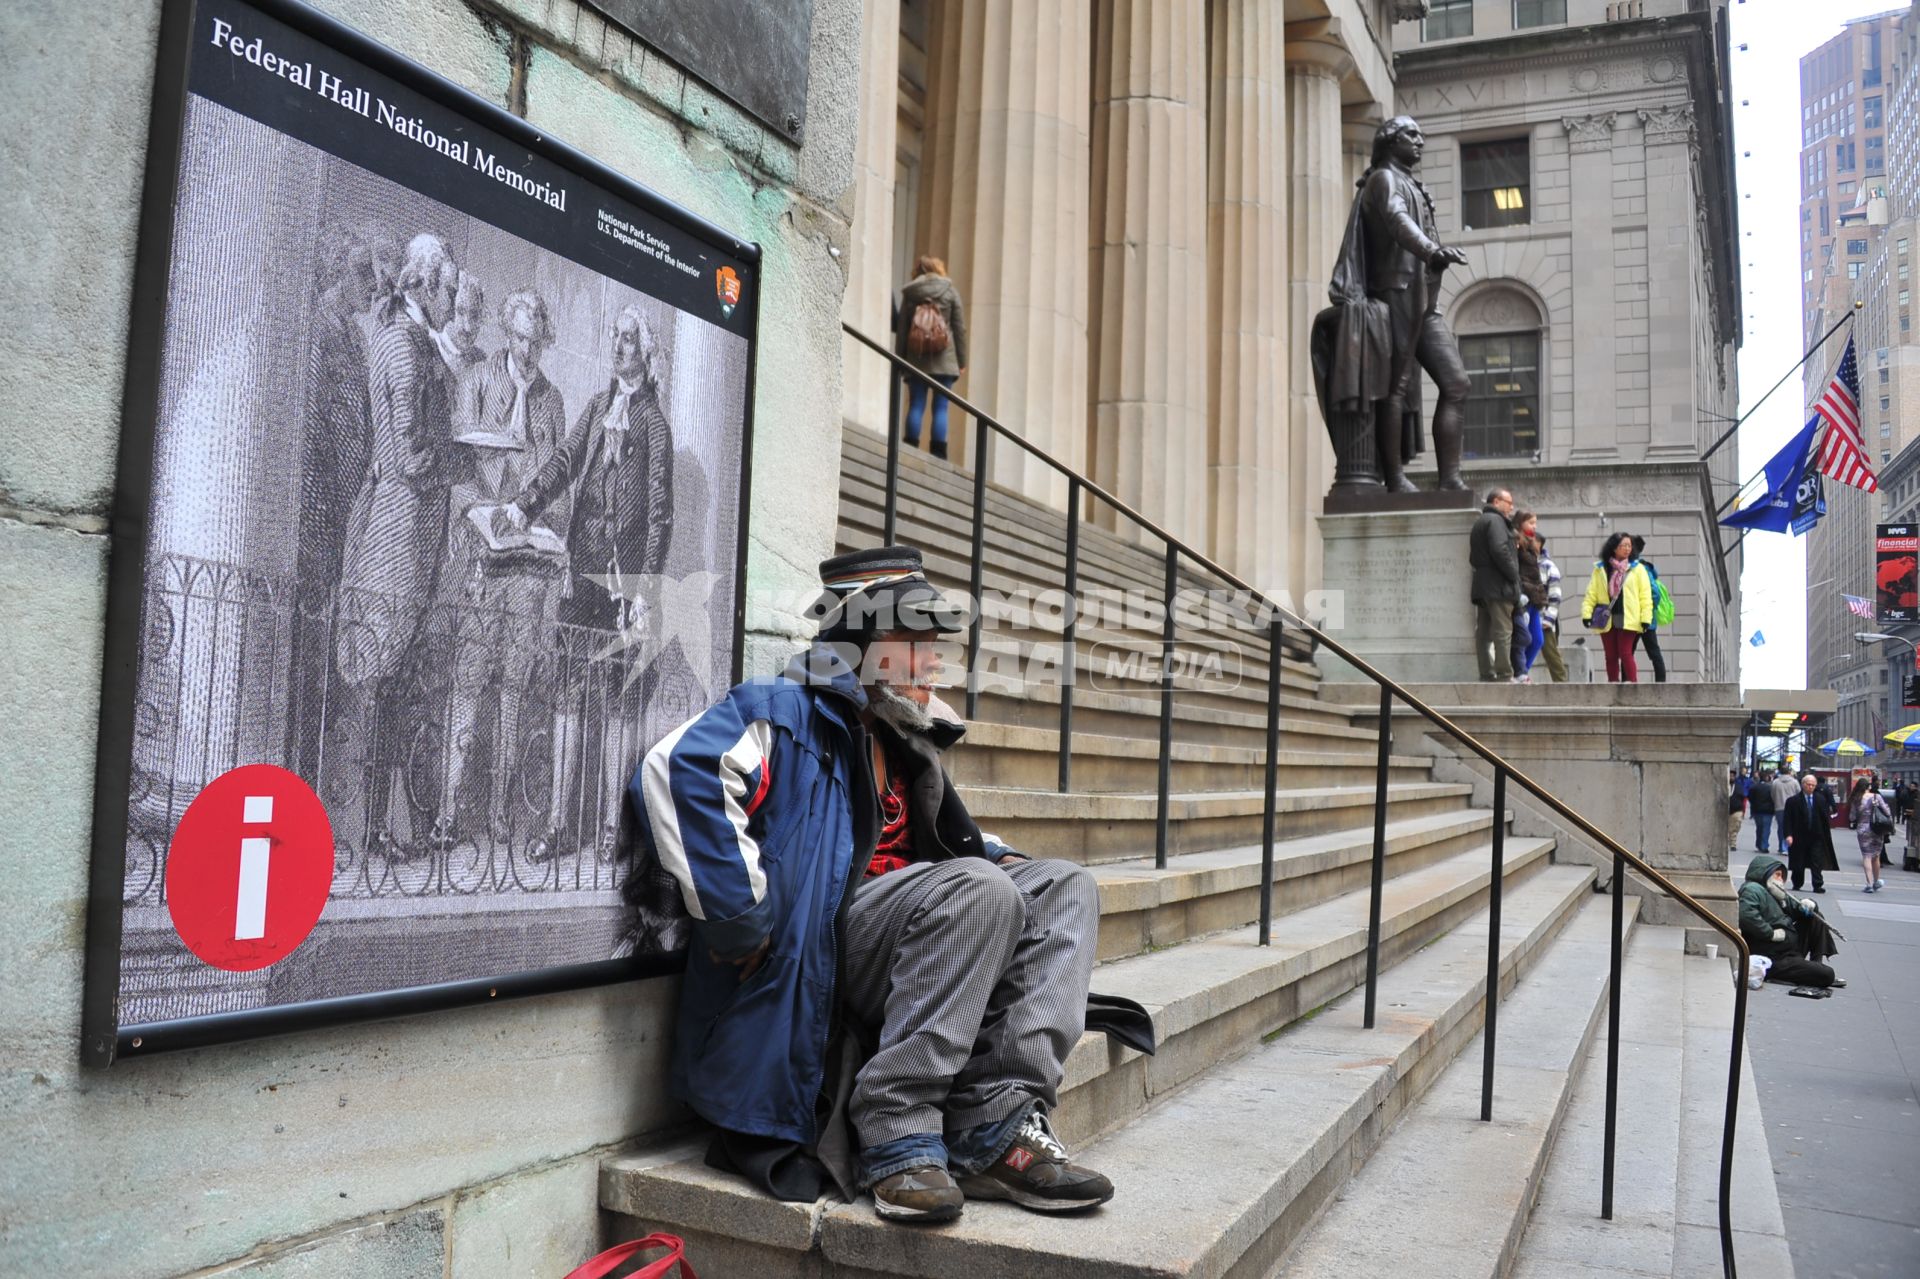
{"left": 81, "top": 0, "right": 760, "bottom": 1065}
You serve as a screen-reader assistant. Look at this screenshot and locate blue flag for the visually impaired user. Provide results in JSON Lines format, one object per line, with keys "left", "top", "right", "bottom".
{"left": 1749, "top": 630, "right": 1766, "bottom": 647}
{"left": 1721, "top": 415, "right": 1824, "bottom": 534}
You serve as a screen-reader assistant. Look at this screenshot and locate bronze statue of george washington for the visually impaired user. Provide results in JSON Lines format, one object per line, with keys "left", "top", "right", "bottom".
{"left": 1310, "top": 116, "right": 1471, "bottom": 495}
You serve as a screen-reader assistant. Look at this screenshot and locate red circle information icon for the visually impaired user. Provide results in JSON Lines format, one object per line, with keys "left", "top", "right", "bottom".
{"left": 166, "top": 764, "right": 333, "bottom": 972}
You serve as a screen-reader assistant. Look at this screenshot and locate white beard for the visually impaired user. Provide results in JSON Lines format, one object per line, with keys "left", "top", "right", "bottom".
{"left": 868, "top": 682, "right": 935, "bottom": 734}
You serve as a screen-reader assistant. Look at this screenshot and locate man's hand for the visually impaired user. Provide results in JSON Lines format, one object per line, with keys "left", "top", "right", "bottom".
{"left": 1798, "top": 897, "right": 1817, "bottom": 914}
{"left": 1784, "top": 835, "right": 1794, "bottom": 848}
{"left": 1433, "top": 246, "right": 1470, "bottom": 269}
{"left": 711, "top": 934, "right": 771, "bottom": 983}
{"left": 1771, "top": 928, "right": 1786, "bottom": 942}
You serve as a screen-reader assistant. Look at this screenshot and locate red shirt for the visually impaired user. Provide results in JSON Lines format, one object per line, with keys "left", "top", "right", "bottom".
{"left": 868, "top": 768, "right": 914, "bottom": 878}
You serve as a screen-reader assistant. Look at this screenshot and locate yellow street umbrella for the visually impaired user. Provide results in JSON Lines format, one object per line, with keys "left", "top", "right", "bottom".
{"left": 1884, "top": 724, "right": 1920, "bottom": 748}
{"left": 1817, "top": 737, "right": 1876, "bottom": 755}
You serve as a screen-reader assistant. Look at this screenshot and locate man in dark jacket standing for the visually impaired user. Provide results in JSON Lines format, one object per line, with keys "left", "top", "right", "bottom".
{"left": 637, "top": 546, "right": 1114, "bottom": 1224}
{"left": 1779, "top": 772, "right": 1839, "bottom": 892}
{"left": 1469, "top": 487, "right": 1520, "bottom": 681}
{"left": 1750, "top": 769, "right": 1779, "bottom": 853}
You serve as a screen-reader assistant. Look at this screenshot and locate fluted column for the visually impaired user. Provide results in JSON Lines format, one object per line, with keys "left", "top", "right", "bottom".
{"left": 1087, "top": 0, "right": 1210, "bottom": 545}
{"left": 1205, "top": 0, "right": 1287, "bottom": 592}
{"left": 841, "top": 0, "right": 901, "bottom": 435}
{"left": 920, "top": 0, "right": 1094, "bottom": 506}
{"left": 1284, "top": 32, "right": 1352, "bottom": 596}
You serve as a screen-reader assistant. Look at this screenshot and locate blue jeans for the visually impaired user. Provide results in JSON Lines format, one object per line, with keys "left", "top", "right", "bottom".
{"left": 856, "top": 1099, "right": 1035, "bottom": 1189}
{"left": 1754, "top": 811, "right": 1775, "bottom": 852}
{"left": 905, "top": 373, "right": 958, "bottom": 447}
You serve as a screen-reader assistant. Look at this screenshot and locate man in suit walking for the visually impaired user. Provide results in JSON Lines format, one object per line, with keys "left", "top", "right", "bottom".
{"left": 1779, "top": 772, "right": 1839, "bottom": 893}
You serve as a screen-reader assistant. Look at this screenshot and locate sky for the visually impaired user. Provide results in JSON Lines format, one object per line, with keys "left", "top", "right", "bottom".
{"left": 1730, "top": 0, "right": 1908, "bottom": 690}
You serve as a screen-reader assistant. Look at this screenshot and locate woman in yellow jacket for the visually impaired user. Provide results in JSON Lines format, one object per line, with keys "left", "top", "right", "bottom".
{"left": 1581, "top": 531, "right": 1654, "bottom": 682}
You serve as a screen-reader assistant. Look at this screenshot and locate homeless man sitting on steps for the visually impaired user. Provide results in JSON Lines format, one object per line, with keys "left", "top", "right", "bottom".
{"left": 636, "top": 545, "right": 1147, "bottom": 1224}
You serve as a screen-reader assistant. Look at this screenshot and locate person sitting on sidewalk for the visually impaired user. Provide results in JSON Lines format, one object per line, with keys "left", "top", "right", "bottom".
{"left": 1737, "top": 854, "right": 1843, "bottom": 991}
{"left": 636, "top": 545, "right": 1127, "bottom": 1224}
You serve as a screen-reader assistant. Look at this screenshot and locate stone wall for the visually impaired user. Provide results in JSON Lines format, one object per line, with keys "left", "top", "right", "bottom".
{"left": 0, "top": 0, "right": 859, "bottom": 1273}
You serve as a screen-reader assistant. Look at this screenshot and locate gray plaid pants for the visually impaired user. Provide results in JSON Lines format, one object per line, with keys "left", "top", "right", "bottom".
{"left": 839, "top": 856, "right": 1099, "bottom": 1148}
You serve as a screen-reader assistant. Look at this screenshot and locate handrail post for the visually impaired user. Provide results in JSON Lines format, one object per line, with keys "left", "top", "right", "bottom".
{"left": 1058, "top": 479, "right": 1080, "bottom": 794}
{"left": 1259, "top": 616, "right": 1282, "bottom": 947}
{"left": 1363, "top": 686, "right": 1391, "bottom": 1028}
{"left": 1481, "top": 765, "right": 1507, "bottom": 1122}
{"left": 1155, "top": 542, "right": 1177, "bottom": 870}
{"left": 1722, "top": 965, "right": 1749, "bottom": 1279}
{"left": 964, "top": 416, "right": 989, "bottom": 721}
{"left": 884, "top": 364, "right": 902, "bottom": 544}
{"left": 1603, "top": 849, "right": 1625, "bottom": 1219}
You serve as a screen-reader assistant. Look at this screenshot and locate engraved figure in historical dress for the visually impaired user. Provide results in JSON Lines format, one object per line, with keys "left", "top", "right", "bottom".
{"left": 335, "top": 232, "right": 461, "bottom": 853}
{"left": 429, "top": 288, "right": 568, "bottom": 851}
{"left": 288, "top": 231, "right": 389, "bottom": 782}
{"left": 502, "top": 304, "right": 675, "bottom": 862}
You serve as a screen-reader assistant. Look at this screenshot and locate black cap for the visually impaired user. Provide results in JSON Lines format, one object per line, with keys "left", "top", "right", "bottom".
{"left": 810, "top": 545, "right": 967, "bottom": 642}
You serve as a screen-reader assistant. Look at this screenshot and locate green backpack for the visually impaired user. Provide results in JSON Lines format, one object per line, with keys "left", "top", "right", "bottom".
{"left": 1652, "top": 577, "right": 1675, "bottom": 628}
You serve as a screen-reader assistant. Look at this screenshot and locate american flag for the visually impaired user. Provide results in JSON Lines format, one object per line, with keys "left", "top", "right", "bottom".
{"left": 1815, "top": 337, "right": 1878, "bottom": 492}
{"left": 1844, "top": 593, "right": 1876, "bottom": 619}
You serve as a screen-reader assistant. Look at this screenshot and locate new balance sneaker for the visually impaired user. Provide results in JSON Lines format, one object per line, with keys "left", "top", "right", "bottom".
{"left": 872, "top": 1164, "right": 964, "bottom": 1223}
{"left": 957, "top": 1108, "right": 1114, "bottom": 1213}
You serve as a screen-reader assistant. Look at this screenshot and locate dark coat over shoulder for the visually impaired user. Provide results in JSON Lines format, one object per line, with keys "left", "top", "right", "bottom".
{"left": 1468, "top": 506, "right": 1519, "bottom": 604}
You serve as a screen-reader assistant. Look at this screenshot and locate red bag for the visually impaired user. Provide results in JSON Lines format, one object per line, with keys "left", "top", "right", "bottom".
{"left": 562, "top": 1232, "right": 697, "bottom": 1279}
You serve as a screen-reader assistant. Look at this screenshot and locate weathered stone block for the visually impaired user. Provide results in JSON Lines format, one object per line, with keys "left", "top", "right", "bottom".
{"left": 208, "top": 1209, "right": 445, "bottom": 1277}
{"left": 449, "top": 1157, "right": 601, "bottom": 1279}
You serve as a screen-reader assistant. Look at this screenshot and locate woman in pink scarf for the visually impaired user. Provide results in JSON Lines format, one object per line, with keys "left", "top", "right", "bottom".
{"left": 1580, "top": 532, "right": 1654, "bottom": 681}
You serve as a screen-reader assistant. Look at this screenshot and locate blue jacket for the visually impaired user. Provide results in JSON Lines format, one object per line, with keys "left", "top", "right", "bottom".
{"left": 633, "top": 647, "right": 874, "bottom": 1143}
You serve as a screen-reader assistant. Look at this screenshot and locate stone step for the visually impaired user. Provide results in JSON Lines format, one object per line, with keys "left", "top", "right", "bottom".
{"left": 1087, "top": 808, "right": 1509, "bottom": 964}
{"left": 949, "top": 720, "right": 1431, "bottom": 795}
{"left": 958, "top": 631, "right": 1300, "bottom": 720}
{"left": 958, "top": 780, "right": 1478, "bottom": 864}
{"left": 838, "top": 498, "right": 1315, "bottom": 695}
{"left": 972, "top": 679, "right": 1376, "bottom": 751}
{"left": 839, "top": 427, "right": 1295, "bottom": 638}
{"left": 1272, "top": 893, "right": 1642, "bottom": 1278}
{"left": 600, "top": 849, "right": 1578, "bottom": 1279}
{"left": 836, "top": 433, "right": 1315, "bottom": 672}
{"left": 1512, "top": 929, "right": 1794, "bottom": 1279}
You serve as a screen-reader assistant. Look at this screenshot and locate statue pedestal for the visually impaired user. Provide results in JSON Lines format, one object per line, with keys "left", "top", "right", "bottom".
{"left": 1315, "top": 506, "right": 1486, "bottom": 684}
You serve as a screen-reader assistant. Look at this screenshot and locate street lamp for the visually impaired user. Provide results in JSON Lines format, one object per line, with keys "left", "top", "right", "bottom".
{"left": 1856, "top": 631, "right": 1916, "bottom": 652}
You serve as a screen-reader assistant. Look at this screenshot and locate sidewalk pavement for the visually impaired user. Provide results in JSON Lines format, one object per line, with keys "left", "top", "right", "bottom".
{"left": 1727, "top": 825, "right": 1920, "bottom": 1278}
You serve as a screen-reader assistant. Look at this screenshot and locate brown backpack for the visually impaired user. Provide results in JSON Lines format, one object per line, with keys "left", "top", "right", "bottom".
{"left": 907, "top": 298, "right": 951, "bottom": 359}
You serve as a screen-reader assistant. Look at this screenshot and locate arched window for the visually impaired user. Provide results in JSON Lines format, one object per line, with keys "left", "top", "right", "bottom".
{"left": 1452, "top": 285, "right": 1546, "bottom": 461}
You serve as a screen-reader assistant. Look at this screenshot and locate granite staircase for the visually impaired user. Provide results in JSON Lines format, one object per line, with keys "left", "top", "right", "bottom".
{"left": 596, "top": 426, "right": 1776, "bottom": 1277}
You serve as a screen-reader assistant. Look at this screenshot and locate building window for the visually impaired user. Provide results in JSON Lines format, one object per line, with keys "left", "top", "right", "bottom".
{"left": 1904, "top": 263, "right": 1913, "bottom": 280}
{"left": 1882, "top": 368, "right": 1892, "bottom": 383}
{"left": 1460, "top": 333, "right": 1540, "bottom": 459}
{"left": 1903, "top": 314, "right": 1912, "bottom": 331}
{"left": 1901, "top": 289, "right": 1909, "bottom": 306}
{"left": 1848, "top": 238, "right": 1869, "bottom": 255}
{"left": 1867, "top": 95, "right": 1884, "bottom": 128}
{"left": 1425, "top": 0, "right": 1472, "bottom": 40}
{"left": 1461, "top": 139, "right": 1530, "bottom": 229}
{"left": 1851, "top": 262, "right": 1865, "bottom": 279}
{"left": 1514, "top": 0, "right": 1567, "bottom": 28}
{"left": 1883, "top": 422, "right": 1893, "bottom": 438}
{"left": 1838, "top": 141, "right": 1856, "bottom": 172}
{"left": 1901, "top": 237, "right": 1911, "bottom": 253}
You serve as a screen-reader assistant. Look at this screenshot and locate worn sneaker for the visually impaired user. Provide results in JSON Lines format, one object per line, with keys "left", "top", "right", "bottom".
{"left": 957, "top": 1109, "right": 1114, "bottom": 1213}
{"left": 872, "top": 1164, "right": 963, "bottom": 1223}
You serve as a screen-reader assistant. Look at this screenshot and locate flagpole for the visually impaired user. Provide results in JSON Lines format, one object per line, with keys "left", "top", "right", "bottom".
{"left": 1712, "top": 306, "right": 1859, "bottom": 514}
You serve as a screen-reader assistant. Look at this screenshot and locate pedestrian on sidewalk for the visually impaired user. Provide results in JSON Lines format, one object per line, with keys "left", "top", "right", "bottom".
{"left": 1737, "top": 854, "right": 1842, "bottom": 990}
{"left": 1780, "top": 772, "right": 1838, "bottom": 893}
{"left": 1771, "top": 766, "right": 1798, "bottom": 817}
{"left": 894, "top": 256, "right": 968, "bottom": 461}
{"left": 1728, "top": 770, "right": 1744, "bottom": 854}
{"left": 1536, "top": 535, "right": 1569, "bottom": 683}
{"left": 1469, "top": 488, "right": 1520, "bottom": 682}
{"left": 1580, "top": 532, "right": 1652, "bottom": 682}
{"left": 1848, "top": 777, "right": 1892, "bottom": 893}
{"left": 1512, "top": 510, "right": 1548, "bottom": 683}
{"left": 1750, "top": 768, "right": 1779, "bottom": 853}
{"left": 1628, "top": 534, "right": 1670, "bottom": 683}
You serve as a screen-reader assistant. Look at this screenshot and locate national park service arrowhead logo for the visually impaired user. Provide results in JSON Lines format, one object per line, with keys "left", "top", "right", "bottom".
{"left": 716, "top": 265, "right": 742, "bottom": 318}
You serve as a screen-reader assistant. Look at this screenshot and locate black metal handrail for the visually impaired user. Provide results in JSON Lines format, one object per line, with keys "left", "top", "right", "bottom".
{"left": 843, "top": 322, "right": 1752, "bottom": 1278}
